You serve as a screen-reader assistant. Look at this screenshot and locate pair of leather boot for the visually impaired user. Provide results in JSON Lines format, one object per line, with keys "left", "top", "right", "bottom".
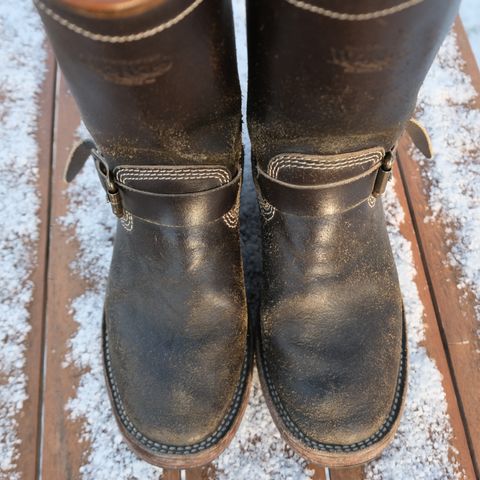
{"left": 36, "top": 0, "right": 459, "bottom": 469}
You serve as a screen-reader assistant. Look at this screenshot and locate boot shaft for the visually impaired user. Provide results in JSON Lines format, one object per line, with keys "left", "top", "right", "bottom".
{"left": 247, "top": 0, "right": 460, "bottom": 165}
{"left": 36, "top": 0, "right": 242, "bottom": 170}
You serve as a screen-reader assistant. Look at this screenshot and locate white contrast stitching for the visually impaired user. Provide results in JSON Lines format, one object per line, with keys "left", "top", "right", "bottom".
{"left": 222, "top": 191, "right": 240, "bottom": 228}
{"left": 268, "top": 151, "right": 383, "bottom": 179}
{"left": 34, "top": 0, "right": 205, "bottom": 43}
{"left": 259, "top": 198, "right": 276, "bottom": 222}
{"left": 223, "top": 210, "right": 238, "bottom": 228}
{"left": 120, "top": 211, "right": 133, "bottom": 231}
{"left": 116, "top": 167, "right": 230, "bottom": 185}
{"left": 284, "top": 0, "right": 425, "bottom": 21}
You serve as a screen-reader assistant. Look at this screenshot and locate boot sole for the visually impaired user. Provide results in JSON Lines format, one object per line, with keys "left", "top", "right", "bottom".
{"left": 102, "top": 319, "right": 254, "bottom": 469}
{"left": 256, "top": 314, "right": 408, "bottom": 468}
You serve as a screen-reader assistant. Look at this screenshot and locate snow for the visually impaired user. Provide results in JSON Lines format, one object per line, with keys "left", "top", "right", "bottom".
{"left": 0, "top": 1, "right": 46, "bottom": 478}
{"left": 412, "top": 30, "right": 480, "bottom": 322}
{"left": 364, "top": 180, "right": 463, "bottom": 480}
{"left": 461, "top": 0, "right": 480, "bottom": 63}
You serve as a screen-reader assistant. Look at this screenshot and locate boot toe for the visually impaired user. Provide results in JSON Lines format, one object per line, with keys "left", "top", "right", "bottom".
{"left": 260, "top": 290, "right": 405, "bottom": 453}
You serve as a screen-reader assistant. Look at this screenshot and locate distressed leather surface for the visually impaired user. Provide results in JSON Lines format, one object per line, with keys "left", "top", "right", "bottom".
{"left": 106, "top": 207, "right": 248, "bottom": 446}
{"left": 38, "top": 0, "right": 242, "bottom": 171}
{"left": 247, "top": 0, "right": 460, "bottom": 168}
{"left": 248, "top": 0, "right": 459, "bottom": 451}
{"left": 37, "top": 0, "right": 250, "bottom": 452}
{"left": 256, "top": 150, "right": 403, "bottom": 446}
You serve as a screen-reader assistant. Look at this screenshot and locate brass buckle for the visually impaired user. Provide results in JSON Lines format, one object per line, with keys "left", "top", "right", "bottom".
{"left": 372, "top": 151, "right": 395, "bottom": 198}
{"left": 94, "top": 152, "right": 124, "bottom": 218}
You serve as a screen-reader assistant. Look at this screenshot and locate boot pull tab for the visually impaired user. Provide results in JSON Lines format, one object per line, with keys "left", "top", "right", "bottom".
{"left": 406, "top": 118, "right": 433, "bottom": 159}
{"left": 64, "top": 139, "right": 96, "bottom": 183}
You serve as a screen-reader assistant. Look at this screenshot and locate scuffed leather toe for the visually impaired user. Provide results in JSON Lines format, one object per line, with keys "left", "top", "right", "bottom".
{"left": 102, "top": 193, "right": 250, "bottom": 460}
{"left": 256, "top": 148, "right": 407, "bottom": 462}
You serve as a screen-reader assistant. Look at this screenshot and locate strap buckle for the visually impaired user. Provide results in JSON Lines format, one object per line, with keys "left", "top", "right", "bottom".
{"left": 93, "top": 151, "right": 124, "bottom": 218}
{"left": 64, "top": 139, "right": 124, "bottom": 218}
{"left": 372, "top": 150, "right": 395, "bottom": 197}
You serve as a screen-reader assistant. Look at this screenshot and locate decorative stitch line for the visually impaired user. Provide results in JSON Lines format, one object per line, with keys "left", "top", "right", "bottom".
{"left": 116, "top": 167, "right": 230, "bottom": 185}
{"left": 259, "top": 198, "right": 276, "bottom": 223}
{"left": 268, "top": 151, "right": 383, "bottom": 179}
{"left": 284, "top": 0, "right": 425, "bottom": 21}
{"left": 115, "top": 165, "right": 237, "bottom": 228}
{"left": 120, "top": 211, "right": 133, "bottom": 231}
{"left": 34, "top": 0, "right": 205, "bottom": 43}
{"left": 223, "top": 191, "right": 240, "bottom": 229}
{"left": 104, "top": 331, "right": 250, "bottom": 454}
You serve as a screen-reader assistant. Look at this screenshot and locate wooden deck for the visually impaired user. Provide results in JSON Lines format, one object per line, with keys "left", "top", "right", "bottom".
{"left": 12, "top": 19, "right": 480, "bottom": 480}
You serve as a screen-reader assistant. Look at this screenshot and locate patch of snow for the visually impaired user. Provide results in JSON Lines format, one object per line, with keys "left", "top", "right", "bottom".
{"left": 0, "top": 1, "right": 46, "bottom": 478}
{"left": 364, "top": 181, "right": 463, "bottom": 480}
{"left": 461, "top": 0, "right": 480, "bottom": 64}
{"left": 413, "top": 31, "right": 480, "bottom": 320}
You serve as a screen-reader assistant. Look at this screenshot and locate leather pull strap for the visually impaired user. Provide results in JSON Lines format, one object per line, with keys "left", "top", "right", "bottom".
{"left": 256, "top": 148, "right": 386, "bottom": 217}
{"left": 406, "top": 118, "right": 433, "bottom": 158}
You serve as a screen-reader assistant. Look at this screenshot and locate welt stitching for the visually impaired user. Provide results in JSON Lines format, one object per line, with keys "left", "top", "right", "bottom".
{"left": 34, "top": 0, "right": 205, "bottom": 43}
{"left": 104, "top": 333, "right": 249, "bottom": 453}
{"left": 283, "top": 0, "right": 425, "bottom": 21}
{"left": 260, "top": 338, "right": 406, "bottom": 451}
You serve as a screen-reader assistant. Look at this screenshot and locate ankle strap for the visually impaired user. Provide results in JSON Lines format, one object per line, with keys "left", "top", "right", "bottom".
{"left": 65, "top": 141, "right": 241, "bottom": 227}
{"left": 255, "top": 149, "right": 394, "bottom": 217}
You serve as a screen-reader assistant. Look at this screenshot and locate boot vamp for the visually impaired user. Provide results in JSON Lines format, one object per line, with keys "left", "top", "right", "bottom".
{"left": 105, "top": 216, "right": 247, "bottom": 446}
{"left": 262, "top": 200, "right": 403, "bottom": 446}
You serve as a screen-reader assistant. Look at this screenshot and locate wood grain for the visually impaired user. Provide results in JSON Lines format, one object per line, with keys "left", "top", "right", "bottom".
{"left": 397, "top": 18, "right": 480, "bottom": 477}
{"left": 393, "top": 165, "right": 476, "bottom": 478}
{"left": 329, "top": 467, "right": 364, "bottom": 480}
{"left": 13, "top": 46, "right": 56, "bottom": 479}
{"left": 40, "top": 73, "right": 92, "bottom": 478}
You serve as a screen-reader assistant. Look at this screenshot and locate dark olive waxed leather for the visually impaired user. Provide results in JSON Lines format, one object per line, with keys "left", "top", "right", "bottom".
{"left": 247, "top": 0, "right": 459, "bottom": 456}
{"left": 37, "top": 0, "right": 251, "bottom": 460}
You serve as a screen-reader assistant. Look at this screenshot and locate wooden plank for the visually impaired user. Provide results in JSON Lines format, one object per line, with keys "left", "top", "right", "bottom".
{"left": 329, "top": 467, "right": 364, "bottom": 480}
{"left": 40, "top": 72, "right": 92, "bottom": 478}
{"left": 393, "top": 165, "right": 476, "bottom": 478}
{"left": 398, "top": 18, "right": 480, "bottom": 476}
{"left": 162, "top": 470, "right": 181, "bottom": 480}
{"left": 310, "top": 465, "right": 327, "bottom": 480}
{"left": 14, "top": 46, "right": 56, "bottom": 479}
{"left": 185, "top": 465, "right": 215, "bottom": 479}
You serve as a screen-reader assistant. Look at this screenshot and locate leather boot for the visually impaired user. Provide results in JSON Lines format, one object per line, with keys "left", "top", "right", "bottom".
{"left": 36, "top": 0, "right": 252, "bottom": 467}
{"left": 247, "top": 0, "right": 459, "bottom": 466}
